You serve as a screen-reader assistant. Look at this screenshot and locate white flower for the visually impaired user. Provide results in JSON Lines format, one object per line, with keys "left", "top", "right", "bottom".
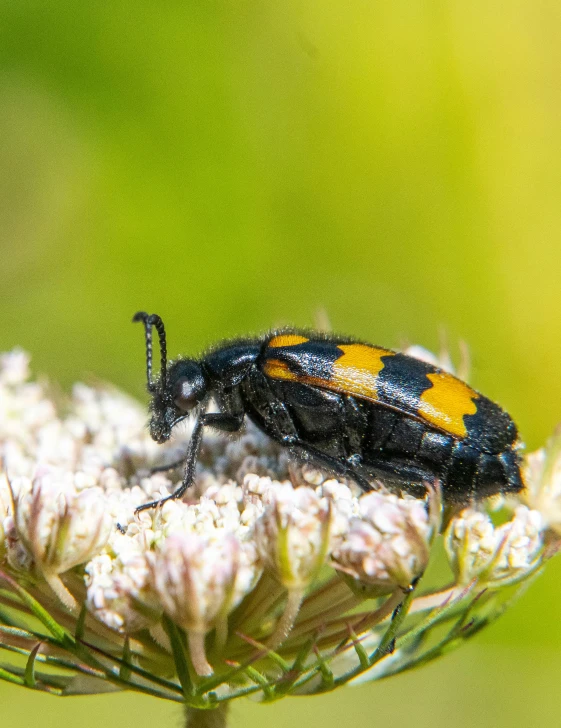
{"left": 148, "top": 530, "right": 260, "bottom": 675}
{"left": 255, "top": 483, "right": 335, "bottom": 590}
{"left": 0, "top": 350, "right": 56, "bottom": 452}
{"left": 445, "top": 505, "right": 544, "bottom": 587}
{"left": 332, "top": 491, "right": 432, "bottom": 595}
{"left": 85, "top": 531, "right": 156, "bottom": 633}
{"left": 0, "top": 349, "right": 30, "bottom": 386}
{"left": 0, "top": 348, "right": 556, "bottom": 703}
{"left": 12, "top": 472, "right": 113, "bottom": 609}
{"left": 522, "top": 427, "right": 561, "bottom": 535}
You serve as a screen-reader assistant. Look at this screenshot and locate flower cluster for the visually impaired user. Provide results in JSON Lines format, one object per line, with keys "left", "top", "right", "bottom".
{"left": 0, "top": 348, "right": 559, "bottom": 719}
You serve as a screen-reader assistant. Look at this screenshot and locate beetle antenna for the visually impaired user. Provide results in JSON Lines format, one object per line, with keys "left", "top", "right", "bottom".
{"left": 132, "top": 311, "right": 168, "bottom": 393}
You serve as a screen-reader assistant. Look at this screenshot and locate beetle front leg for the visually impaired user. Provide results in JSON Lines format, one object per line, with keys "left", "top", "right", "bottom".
{"left": 135, "top": 412, "right": 244, "bottom": 513}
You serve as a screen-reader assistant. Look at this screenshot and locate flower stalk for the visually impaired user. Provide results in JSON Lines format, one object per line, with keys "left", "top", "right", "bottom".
{"left": 185, "top": 704, "right": 229, "bottom": 728}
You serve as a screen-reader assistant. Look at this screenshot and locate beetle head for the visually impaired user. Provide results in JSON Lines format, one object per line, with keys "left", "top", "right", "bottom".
{"left": 133, "top": 312, "right": 208, "bottom": 444}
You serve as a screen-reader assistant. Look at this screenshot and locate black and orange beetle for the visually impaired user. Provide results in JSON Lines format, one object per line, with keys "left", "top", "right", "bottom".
{"left": 133, "top": 312, "right": 524, "bottom": 512}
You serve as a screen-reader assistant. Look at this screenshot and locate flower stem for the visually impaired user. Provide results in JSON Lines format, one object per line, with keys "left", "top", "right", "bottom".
{"left": 42, "top": 570, "right": 77, "bottom": 612}
{"left": 187, "top": 629, "right": 213, "bottom": 676}
{"left": 267, "top": 588, "right": 304, "bottom": 650}
{"left": 185, "top": 704, "right": 229, "bottom": 728}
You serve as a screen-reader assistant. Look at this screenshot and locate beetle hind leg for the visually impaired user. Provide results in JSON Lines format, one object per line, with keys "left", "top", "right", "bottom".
{"left": 285, "top": 438, "right": 374, "bottom": 491}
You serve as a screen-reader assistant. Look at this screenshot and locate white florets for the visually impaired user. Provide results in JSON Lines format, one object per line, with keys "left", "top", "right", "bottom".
{"left": 332, "top": 491, "right": 433, "bottom": 595}
{"left": 445, "top": 505, "right": 543, "bottom": 587}
{"left": 0, "top": 348, "right": 552, "bottom": 683}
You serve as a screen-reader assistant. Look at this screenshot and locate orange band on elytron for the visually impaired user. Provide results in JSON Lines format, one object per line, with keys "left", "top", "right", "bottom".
{"left": 268, "top": 334, "right": 309, "bottom": 348}
{"left": 262, "top": 359, "right": 299, "bottom": 381}
{"left": 418, "top": 372, "right": 478, "bottom": 438}
{"left": 330, "top": 344, "right": 389, "bottom": 400}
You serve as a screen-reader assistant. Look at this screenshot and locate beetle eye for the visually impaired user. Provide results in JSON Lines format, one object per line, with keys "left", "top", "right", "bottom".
{"left": 173, "top": 377, "right": 200, "bottom": 411}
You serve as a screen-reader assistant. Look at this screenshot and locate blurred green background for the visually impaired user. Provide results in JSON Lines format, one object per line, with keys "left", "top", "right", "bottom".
{"left": 2, "top": 1, "right": 561, "bottom": 725}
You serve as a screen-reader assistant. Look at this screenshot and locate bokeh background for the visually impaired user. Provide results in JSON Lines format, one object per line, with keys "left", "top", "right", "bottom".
{"left": 2, "top": 1, "right": 561, "bottom": 726}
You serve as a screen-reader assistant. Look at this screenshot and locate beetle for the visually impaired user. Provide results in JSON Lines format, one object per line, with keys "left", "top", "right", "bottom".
{"left": 132, "top": 312, "right": 524, "bottom": 513}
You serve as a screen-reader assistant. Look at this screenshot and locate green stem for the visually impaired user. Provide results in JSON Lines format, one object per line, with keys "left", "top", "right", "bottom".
{"left": 185, "top": 704, "right": 229, "bottom": 728}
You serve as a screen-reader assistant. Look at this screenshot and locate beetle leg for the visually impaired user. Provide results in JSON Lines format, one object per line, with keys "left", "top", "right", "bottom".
{"left": 135, "top": 412, "right": 244, "bottom": 513}
{"left": 148, "top": 457, "right": 187, "bottom": 474}
{"left": 284, "top": 437, "right": 373, "bottom": 492}
{"left": 201, "top": 413, "right": 245, "bottom": 432}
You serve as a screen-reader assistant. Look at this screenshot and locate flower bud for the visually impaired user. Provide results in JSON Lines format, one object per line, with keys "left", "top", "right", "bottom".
{"left": 522, "top": 426, "right": 561, "bottom": 535}
{"left": 255, "top": 483, "right": 334, "bottom": 590}
{"left": 445, "top": 505, "right": 544, "bottom": 587}
{"left": 13, "top": 472, "right": 113, "bottom": 609}
{"left": 332, "top": 491, "right": 432, "bottom": 596}
{"left": 148, "top": 530, "right": 260, "bottom": 674}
